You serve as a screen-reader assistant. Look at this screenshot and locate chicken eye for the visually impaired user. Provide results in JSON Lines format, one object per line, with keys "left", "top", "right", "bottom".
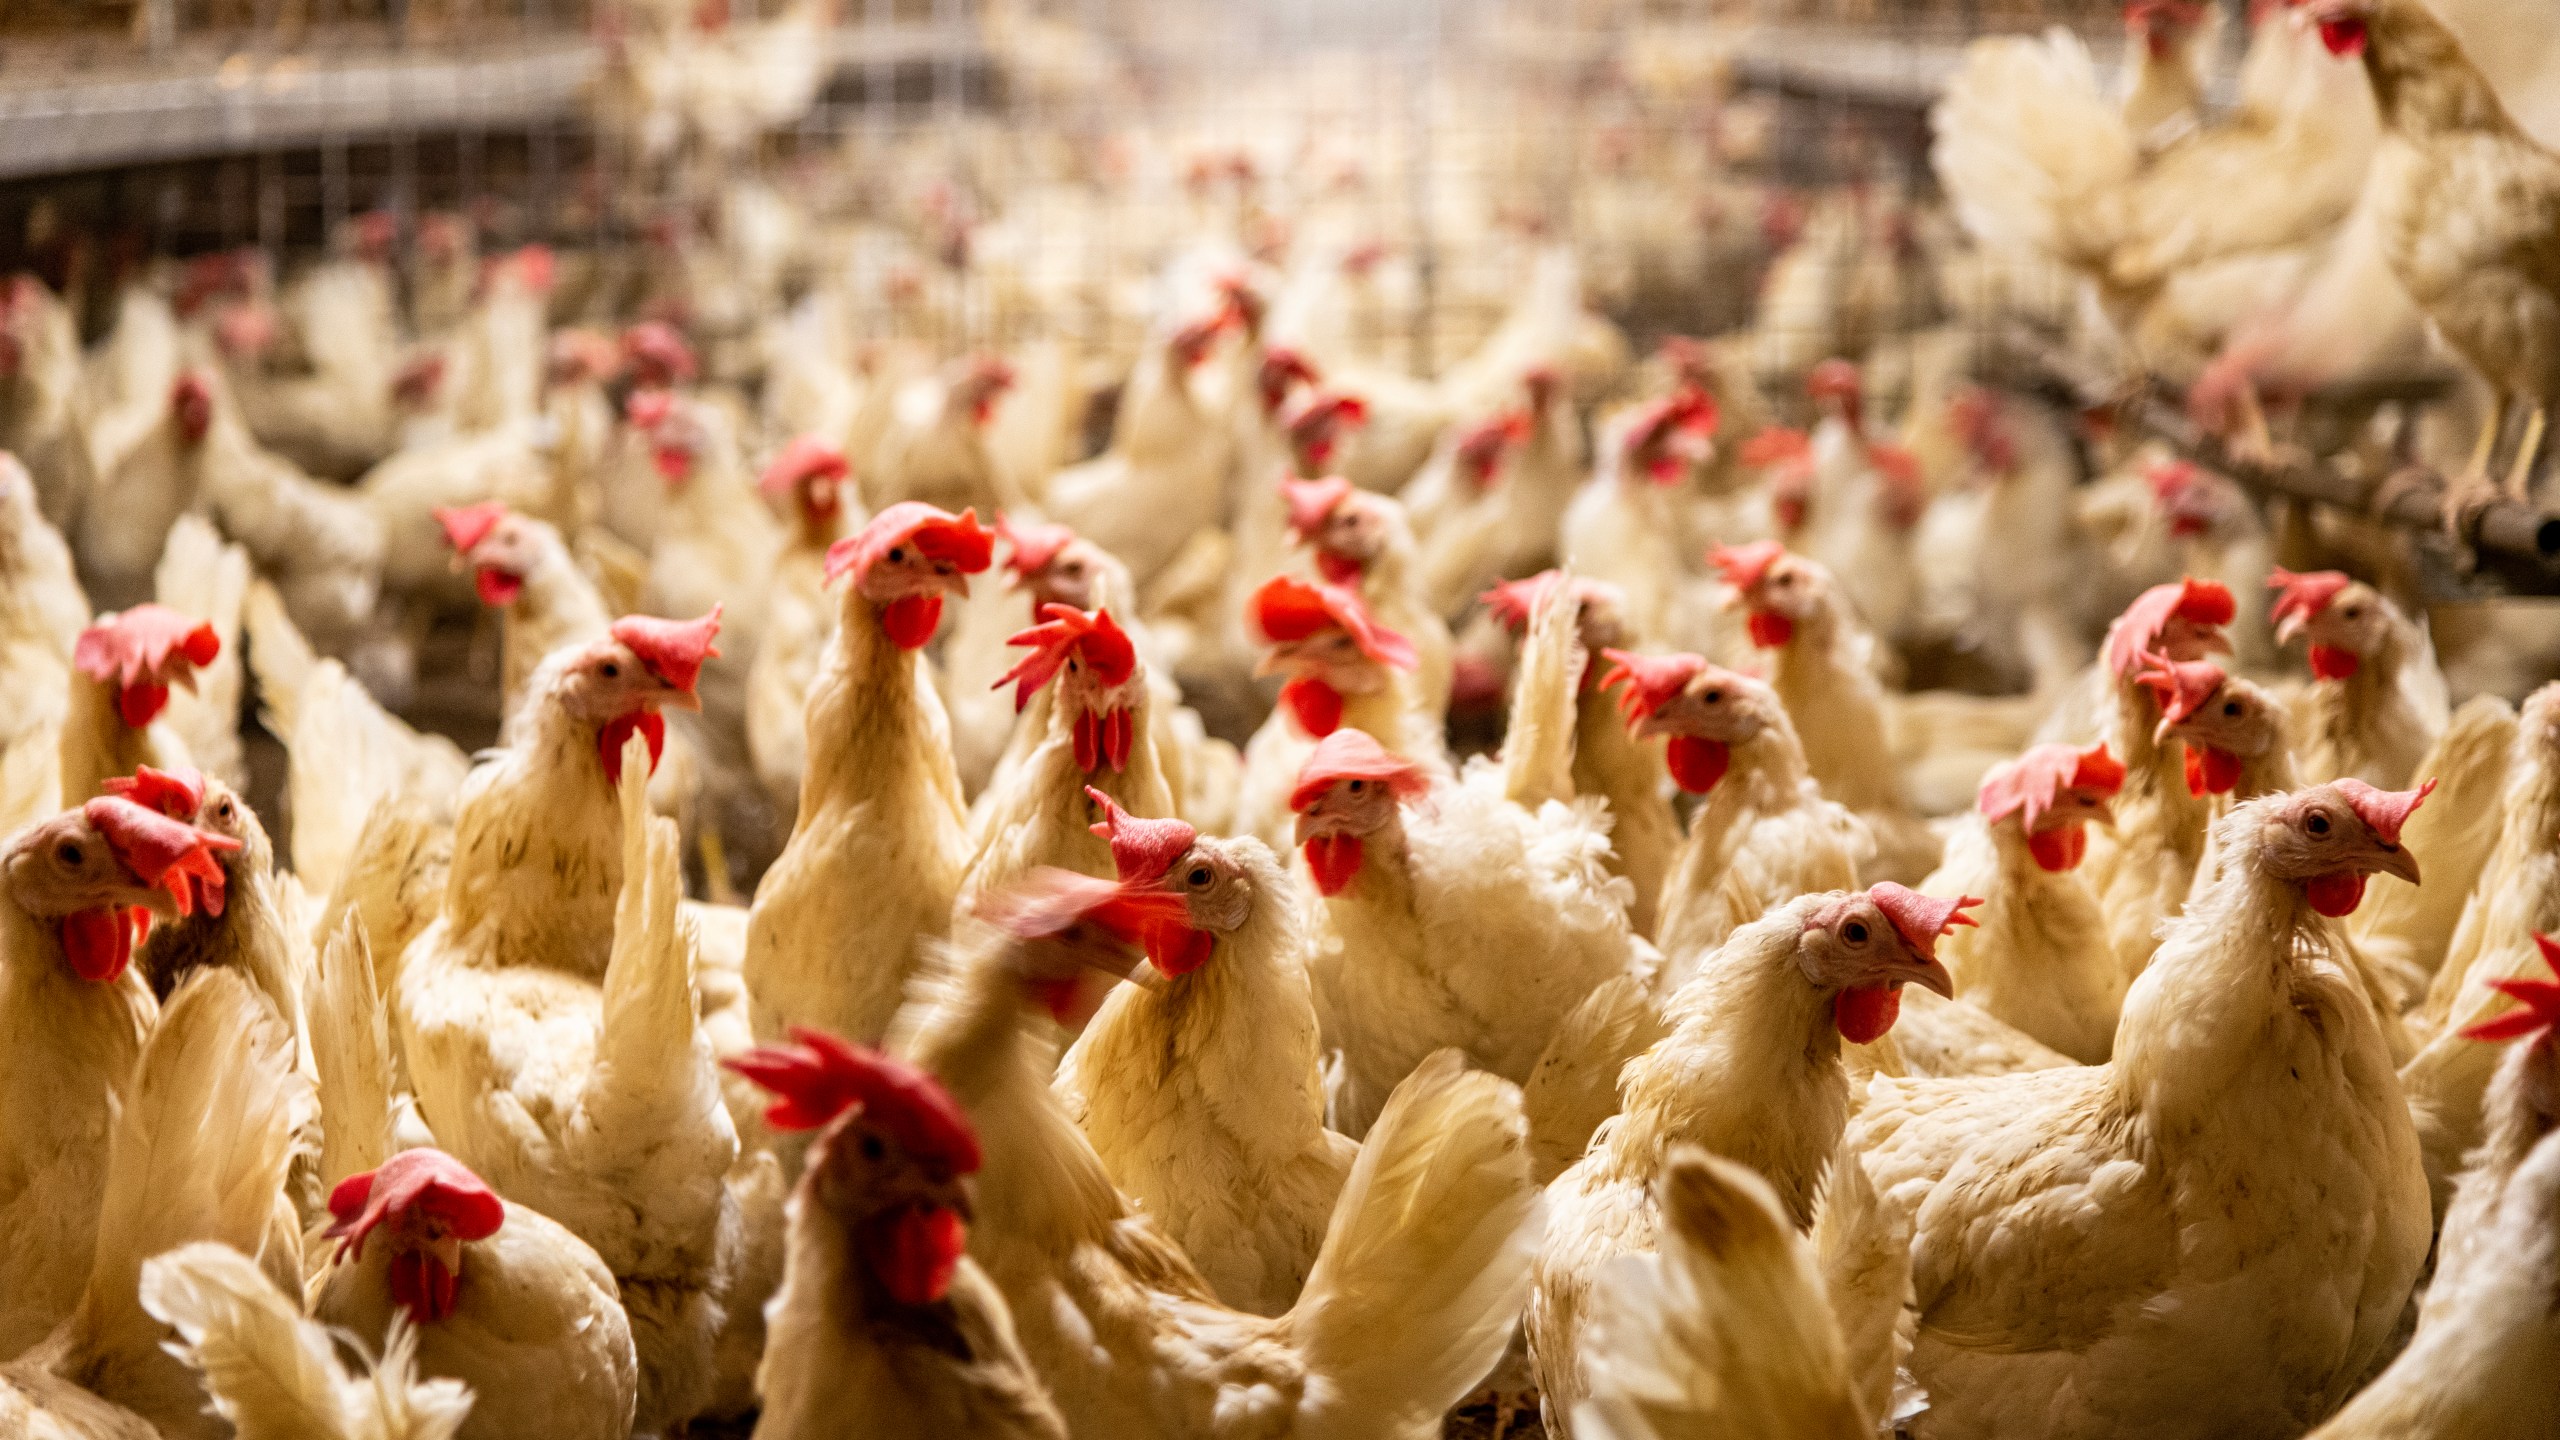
{"left": 1346, "top": 780, "right": 1366, "bottom": 794}
{"left": 888, "top": 546, "right": 907, "bottom": 564}
{"left": 57, "top": 842, "right": 82, "bottom": 867}
{"left": 1187, "top": 865, "right": 1213, "bottom": 888}
{"left": 1703, "top": 689, "right": 1723, "bottom": 704}
{"left": 2307, "top": 813, "right": 2331, "bottom": 836}
{"left": 601, "top": 662, "right": 621, "bottom": 680}
{"left": 2223, "top": 701, "right": 2242, "bottom": 717}
{"left": 858, "top": 1133, "right": 886, "bottom": 1162}
{"left": 1843, "top": 921, "right": 1869, "bottom": 944}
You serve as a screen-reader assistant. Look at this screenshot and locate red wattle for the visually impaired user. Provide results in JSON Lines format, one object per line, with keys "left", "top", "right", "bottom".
{"left": 1746, "top": 609, "right": 1795, "bottom": 649}
{"left": 1073, "top": 710, "right": 1101, "bottom": 773}
{"left": 1775, "top": 495, "right": 1807, "bottom": 531}
{"left": 61, "top": 907, "right": 135, "bottom": 983}
{"left": 2027, "top": 825, "right": 2088, "bottom": 872}
{"left": 1665, "top": 736, "right": 1731, "bottom": 795}
{"left": 652, "top": 445, "right": 692, "bottom": 483}
{"left": 1315, "top": 552, "right": 1365, "bottom": 585}
{"left": 1147, "top": 924, "right": 1216, "bottom": 977}
{"left": 1834, "top": 984, "right": 1904, "bottom": 1043}
{"left": 881, "top": 594, "right": 945, "bottom": 649}
{"left": 2317, "top": 16, "right": 2367, "bottom": 56}
{"left": 2183, "top": 744, "right": 2245, "bottom": 797}
{"left": 1105, "top": 707, "right": 1133, "bottom": 771}
{"left": 117, "top": 682, "right": 171, "bottom": 730}
{"left": 597, "top": 710, "right": 668, "bottom": 783}
{"left": 865, "top": 1204, "right": 966, "bottom": 1307}
{"left": 2304, "top": 872, "right": 2369, "bottom": 917}
{"left": 1280, "top": 677, "right": 1344, "bottom": 738}
{"left": 474, "top": 567, "right": 526, "bottom": 608}
{"left": 1305, "top": 834, "right": 1365, "bottom": 896}
{"left": 2307, "top": 644, "right": 2360, "bottom": 681}
{"left": 388, "top": 1250, "right": 460, "bottom": 1323}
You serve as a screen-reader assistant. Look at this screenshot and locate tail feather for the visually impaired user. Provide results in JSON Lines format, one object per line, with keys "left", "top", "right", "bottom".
{"left": 2368, "top": 695, "right": 2517, "bottom": 1016}
{"left": 156, "top": 515, "right": 253, "bottom": 787}
{"left": 63, "top": 969, "right": 313, "bottom": 1434}
{"left": 242, "top": 581, "right": 316, "bottom": 746}
{"left": 1929, "top": 29, "right": 2136, "bottom": 267}
{"left": 141, "top": 1241, "right": 473, "bottom": 1440}
{"left": 1577, "top": 1148, "right": 1869, "bottom": 1440}
{"left": 1290, "top": 1049, "right": 1544, "bottom": 1435}
{"left": 1523, "top": 976, "right": 1666, "bottom": 1184}
{"left": 1814, "top": 1138, "right": 1922, "bottom": 1433}
{"left": 1500, "top": 577, "right": 1583, "bottom": 810}
{"left": 308, "top": 912, "right": 395, "bottom": 1192}
{"left": 317, "top": 796, "right": 450, "bottom": 999}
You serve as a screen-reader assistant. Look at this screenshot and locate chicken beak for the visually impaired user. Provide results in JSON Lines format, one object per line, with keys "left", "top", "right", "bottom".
{"left": 427, "top": 1233, "right": 464, "bottom": 1277}
{"left": 1292, "top": 810, "right": 1329, "bottom": 846}
{"left": 1254, "top": 643, "right": 1304, "bottom": 680}
{"left": 2368, "top": 843, "right": 2420, "bottom": 887}
{"left": 657, "top": 686, "right": 703, "bottom": 714}
{"left": 2274, "top": 612, "right": 2309, "bottom": 647}
{"left": 1891, "top": 951, "right": 1957, "bottom": 1000}
{"left": 2083, "top": 796, "right": 2117, "bottom": 828}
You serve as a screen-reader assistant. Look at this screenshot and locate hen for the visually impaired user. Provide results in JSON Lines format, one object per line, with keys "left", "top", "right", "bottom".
{"left": 1850, "top": 781, "right": 2434, "bottom": 1438}
{"left": 2269, "top": 567, "right": 2445, "bottom": 789}
{"left": 901, "top": 873, "right": 1543, "bottom": 1439}
{"left": 727, "top": 1031, "right": 1066, "bottom": 1440}
{"left": 1231, "top": 573, "right": 1433, "bottom": 855}
{"left": 1048, "top": 306, "right": 1239, "bottom": 585}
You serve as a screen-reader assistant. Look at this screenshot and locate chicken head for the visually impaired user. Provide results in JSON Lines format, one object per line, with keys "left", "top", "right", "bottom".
{"left": 73, "top": 604, "right": 221, "bottom": 730}
{"left": 5, "top": 797, "right": 241, "bottom": 982}
{"left": 324, "top": 1149, "right": 506, "bottom": 1324}
{"left": 2268, "top": 568, "right": 2387, "bottom": 680}
{"left": 1288, "top": 728, "right": 1430, "bottom": 896}
{"left": 1797, "top": 883, "right": 1969, "bottom": 1043}
{"left": 996, "top": 604, "right": 1141, "bottom": 773}
{"left": 759, "top": 436, "right": 853, "bottom": 540}
{"left": 1599, "top": 648, "right": 1769, "bottom": 795}
{"left": 1708, "top": 540, "right": 1826, "bottom": 649}
{"left": 978, "top": 867, "right": 1191, "bottom": 1028}
{"left": 1280, "top": 475, "right": 1398, "bottom": 583}
{"left": 1978, "top": 742, "right": 2126, "bottom": 871}
{"left": 1086, "top": 787, "right": 1246, "bottom": 975}
{"left": 1249, "top": 574, "right": 1416, "bottom": 738}
{"left": 2252, "top": 778, "right": 2432, "bottom": 916}
{"left": 826, "top": 501, "right": 996, "bottom": 649}
{"left": 435, "top": 501, "right": 542, "bottom": 608}
{"left": 2139, "top": 655, "right": 2278, "bottom": 796}
{"left": 558, "top": 609, "right": 722, "bottom": 780}
{"left": 2103, "top": 575, "right": 2237, "bottom": 679}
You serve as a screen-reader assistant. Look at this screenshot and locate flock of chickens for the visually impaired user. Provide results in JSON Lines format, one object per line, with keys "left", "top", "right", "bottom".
{"left": 0, "top": 0, "right": 2557, "bottom": 1437}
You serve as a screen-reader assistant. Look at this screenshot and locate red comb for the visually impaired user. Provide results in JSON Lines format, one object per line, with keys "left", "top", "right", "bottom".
{"left": 758, "top": 436, "right": 849, "bottom": 501}
{"left": 83, "top": 796, "right": 241, "bottom": 918}
{"left": 2461, "top": 934, "right": 2560, "bottom": 1044}
{"left": 2105, "top": 578, "right": 2236, "bottom": 677}
{"left": 2134, "top": 652, "right": 2227, "bottom": 727}
{"left": 101, "top": 764, "right": 208, "bottom": 821}
{"left": 434, "top": 501, "right": 508, "bottom": 555}
{"left": 1454, "top": 410, "right": 1530, "bottom": 483}
{"left": 997, "top": 516, "right": 1077, "bottom": 577}
{"left": 1282, "top": 476, "right": 1357, "bottom": 540}
{"left": 1086, "top": 787, "right": 1197, "bottom": 885}
{"left": 993, "top": 604, "right": 1137, "bottom": 711}
{"left": 1288, "top": 728, "right": 1431, "bottom": 813}
{"left": 723, "top": 1027, "right": 982, "bottom": 1173}
{"left": 2334, "top": 777, "right": 2434, "bottom": 848}
{"left": 1869, "top": 883, "right": 1980, "bottom": 959}
{"left": 2267, "top": 568, "right": 2352, "bottom": 627}
{"left": 825, "top": 502, "right": 997, "bottom": 588}
{"left": 624, "top": 388, "right": 676, "bottom": 431}
{"left": 1598, "top": 648, "right": 1708, "bottom": 726}
{"left": 1707, "top": 540, "right": 1788, "bottom": 593}
{"left": 1739, "top": 426, "right": 1813, "bottom": 470}
{"left": 1978, "top": 743, "right": 2123, "bottom": 827}
{"left": 611, "top": 608, "right": 723, "bottom": 694}
{"left": 1481, "top": 571, "right": 1564, "bottom": 632}
{"left": 324, "top": 1149, "right": 504, "bottom": 1263}
{"left": 1805, "top": 359, "right": 1862, "bottom": 401}
{"left": 1258, "top": 346, "right": 1321, "bottom": 411}
{"left": 1248, "top": 575, "right": 1416, "bottom": 671}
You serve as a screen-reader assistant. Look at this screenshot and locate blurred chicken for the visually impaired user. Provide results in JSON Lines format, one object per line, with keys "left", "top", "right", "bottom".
{"left": 2270, "top": 566, "right": 2446, "bottom": 787}
{"left": 1047, "top": 305, "right": 1238, "bottom": 585}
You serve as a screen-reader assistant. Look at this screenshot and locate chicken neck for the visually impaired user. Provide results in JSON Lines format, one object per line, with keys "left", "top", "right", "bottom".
{"left": 797, "top": 588, "right": 967, "bottom": 835}
{"left": 2361, "top": 0, "right": 2519, "bottom": 138}
{"left": 1599, "top": 909, "right": 1850, "bottom": 1230}
{"left": 441, "top": 692, "right": 628, "bottom": 980}
{"left": 1768, "top": 610, "right": 1900, "bottom": 815}
{"left": 499, "top": 544, "right": 611, "bottom": 716}
{"left": 1574, "top": 691, "right": 1674, "bottom": 934}
{"left": 57, "top": 676, "right": 160, "bottom": 809}
{"left": 1662, "top": 716, "right": 1816, "bottom": 921}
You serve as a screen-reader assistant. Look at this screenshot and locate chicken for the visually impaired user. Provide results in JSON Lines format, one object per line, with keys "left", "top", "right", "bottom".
{"left": 901, "top": 873, "right": 1543, "bottom": 1439}
{"left": 747, "top": 503, "right": 993, "bottom": 1049}
{"left": 2348, "top": 694, "right": 2518, "bottom": 1005}
{"left": 1913, "top": 743, "right": 2129, "bottom": 1065}
{"left": 1231, "top": 574, "right": 1434, "bottom": 855}
{"left": 2319, "top": 0, "right": 2560, "bottom": 515}
{"left": 862, "top": 355, "right": 1020, "bottom": 520}
{"left": 1560, "top": 387, "right": 1721, "bottom": 651}
{"left": 743, "top": 438, "right": 858, "bottom": 812}
{"left": 432, "top": 502, "right": 611, "bottom": 721}
{"left": 1571, "top": 1147, "right": 1872, "bottom": 1440}
{"left": 182, "top": 368, "right": 387, "bottom": 647}
{"left": 1484, "top": 574, "right": 1680, "bottom": 936}
{"left": 0, "top": 797, "right": 242, "bottom": 1356}
{"left": 1706, "top": 542, "right": 1938, "bottom": 884}
{"left": 1849, "top": 781, "right": 2434, "bottom": 1439}
{"left": 2402, "top": 683, "right": 2560, "bottom": 1211}
{"left": 1047, "top": 305, "right": 1238, "bottom": 585}
{"left": 1053, "top": 795, "right": 1352, "bottom": 1315}
{"left": 0, "top": 277, "right": 89, "bottom": 525}
{"left": 0, "top": 459, "right": 86, "bottom": 830}
{"left": 71, "top": 336, "right": 206, "bottom": 612}
{"left": 1599, "top": 651, "right": 1867, "bottom": 982}
{"left": 1278, "top": 476, "right": 1455, "bottom": 721}
{"left": 393, "top": 618, "right": 739, "bottom": 1432}
{"left": 0, "top": 969, "right": 306, "bottom": 1439}
{"left": 142, "top": 1241, "right": 476, "bottom": 1440}
{"left": 311, "top": 1151, "right": 639, "bottom": 1440}
{"left": 2270, "top": 567, "right": 2446, "bottom": 789}
{"left": 958, "top": 606, "right": 1174, "bottom": 910}
{"left": 1788, "top": 362, "right": 1924, "bottom": 643}
{"left": 630, "top": 390, "right": 786, "bottom": 717}
{"left": 1293, "top": 705, "right": 1658, "bottom": 1143}
{"left": 2307, "top": 948, "right": 2560, "bottom": 1439}
{"left": 220, "top": 233, "right": 405, "bottom": 481}
{"left": 2072, "top": 578, "right": 2238, "bottom": 982}
{"left": 1529, "top": 885, "right": 1965, "bottom": 1429}
{"left": 1400, "top": 401, "right": 1533, "bottom": 616}
{"left": 725, "top": 1030, "right": 1066, "bottom": 1440}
